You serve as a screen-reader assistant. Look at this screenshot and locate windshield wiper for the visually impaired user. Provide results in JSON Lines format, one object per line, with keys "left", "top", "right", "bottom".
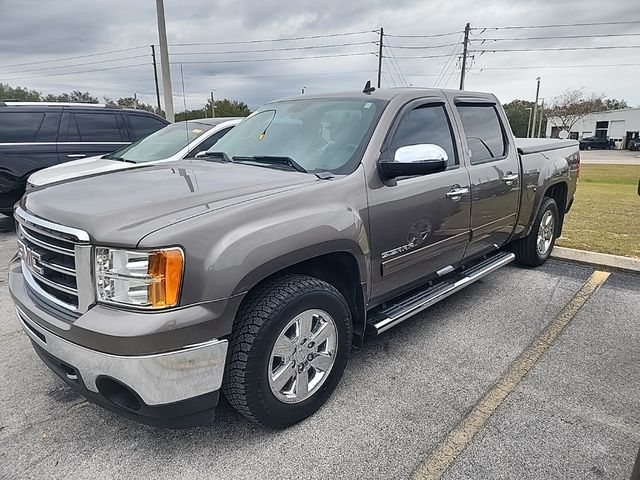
{"left": 104, "top": 155, "right": 134, "bottom": 163}
{"left": 202, "top": 151, "right": 232, "bottom": 162}
{"left": 231, "top": 155, "right": 307, "bottom": 173}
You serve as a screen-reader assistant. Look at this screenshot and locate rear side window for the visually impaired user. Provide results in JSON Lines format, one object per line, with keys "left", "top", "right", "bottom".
{"left": 128, "top": 115, "right": 167, "bottom": 140}
{"left": 0, "top": 112, "right": 45, "bottom": 142}
{"left": 390, "top": 104, "right": 457, "bottom": 167}
{"left": 456, "top": 105, "right": 506, "bottom": 164}
{"left": 69, "top": 113, "right": 123, "bottom": 142}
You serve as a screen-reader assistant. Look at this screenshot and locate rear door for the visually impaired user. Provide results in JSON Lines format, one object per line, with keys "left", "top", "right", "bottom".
{"left": 123, "top": 113, "right": 168, "bottom": 141}
{"left": 368, "top": 97, "right": 471, "bottom": 302}
{"left": 451, "top": 98, "right": 520, "bottom": 259}
{"left": 57, "top": 109, "right": 129, "bottom": 162}
{"left": 0, "top": 108, "right": 61, "bottom": 207}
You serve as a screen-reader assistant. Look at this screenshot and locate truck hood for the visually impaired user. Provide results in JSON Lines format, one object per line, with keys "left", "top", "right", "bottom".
{"left": 28, "top": 156, "right": 130, "bottom": 187}
{"left": 23, "top": 160, "right": 318, "bottom": 246}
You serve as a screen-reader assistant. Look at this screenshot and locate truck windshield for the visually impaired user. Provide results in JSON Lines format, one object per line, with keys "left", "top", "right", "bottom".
{"left": 207, "top": 98, "right": 384, "bottom": 174}
{"left": 105, "top": 122, "right": 213, "bottom": 163}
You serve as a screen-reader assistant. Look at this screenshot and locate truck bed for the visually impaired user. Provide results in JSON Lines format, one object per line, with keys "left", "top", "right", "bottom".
{"left": 515, "top": 138, "right": 578, "bottom": 155}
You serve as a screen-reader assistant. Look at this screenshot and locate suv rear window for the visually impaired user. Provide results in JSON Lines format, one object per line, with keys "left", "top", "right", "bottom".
{"left": 0, "top": 112, "right": 45, "bottom": 143}
{"left": 456, "top": 105, "right": 507, "bottom": 164}
{"left": 127, "top": 114, "right": 167, "bottom": 140}
{"left": 69, "top": 113, "right": 123, "bottom": 142}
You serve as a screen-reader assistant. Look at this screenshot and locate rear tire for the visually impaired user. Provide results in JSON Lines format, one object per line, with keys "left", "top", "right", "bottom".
{"left": 512, "top": 197, "right": 559, "bottom": 267}
{"left": 222, "top": 274, "right": 352, "bottom": 428}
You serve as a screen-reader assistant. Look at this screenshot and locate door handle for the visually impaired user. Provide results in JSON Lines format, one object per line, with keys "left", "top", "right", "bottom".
{"left": 66, "top": 154, "right": 86, "bottom": 159}
{"left": 502, "top": 172, "right": 519, "bottom": 183}
{"left": 445, "top": 186, "right": 469, "bottom": 202}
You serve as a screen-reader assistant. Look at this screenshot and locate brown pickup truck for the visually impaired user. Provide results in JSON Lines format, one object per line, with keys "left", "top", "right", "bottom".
{"left": 9, "top": 87, "right": 579, "bottom": 428}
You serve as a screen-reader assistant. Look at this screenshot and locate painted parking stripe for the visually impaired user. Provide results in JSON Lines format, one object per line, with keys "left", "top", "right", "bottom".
{"left": 414, "top": 270, "right": 611, "bottom": 480}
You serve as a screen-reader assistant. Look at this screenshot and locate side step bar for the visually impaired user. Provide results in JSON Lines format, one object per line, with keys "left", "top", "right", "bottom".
{"left": 368, "top": 251, "right": 515, "bottom": 335}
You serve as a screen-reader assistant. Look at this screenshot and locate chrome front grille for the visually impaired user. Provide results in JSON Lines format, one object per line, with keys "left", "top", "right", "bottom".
{"left": 15, "top": 207, "right": 93, "bottom": 313}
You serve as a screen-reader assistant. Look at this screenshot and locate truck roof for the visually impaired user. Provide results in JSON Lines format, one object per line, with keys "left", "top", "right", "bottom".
{"left": 272, "top": 87, "right": 496, "bottom": 103}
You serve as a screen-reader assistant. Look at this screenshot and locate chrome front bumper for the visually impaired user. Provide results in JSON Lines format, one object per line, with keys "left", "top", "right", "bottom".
{"left": 15, "top": 305, "right": 228, "bottom": 406}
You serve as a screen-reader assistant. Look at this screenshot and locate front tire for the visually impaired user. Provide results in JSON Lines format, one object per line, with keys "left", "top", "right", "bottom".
{"left": 222, "top": 274, "right": 352, "bottom": 428}
{"left": 512, "top": 197, "right": 559, "bottom": 267}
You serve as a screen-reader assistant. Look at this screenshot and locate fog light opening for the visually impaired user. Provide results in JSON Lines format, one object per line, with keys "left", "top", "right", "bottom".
{"left": 96, "top": 377, "right": 141, "bottom": 411}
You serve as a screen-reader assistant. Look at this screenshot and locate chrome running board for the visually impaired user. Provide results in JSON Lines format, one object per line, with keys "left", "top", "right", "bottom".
{"left": 368, "top": 251, "right": 515, "bottom": 335}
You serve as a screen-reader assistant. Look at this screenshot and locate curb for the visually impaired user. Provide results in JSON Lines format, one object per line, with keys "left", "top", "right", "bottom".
{"left": 551, "top": 246, "right": 640, "bottom": 274}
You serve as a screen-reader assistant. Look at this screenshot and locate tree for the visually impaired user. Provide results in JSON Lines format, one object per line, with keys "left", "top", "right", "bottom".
{"left": 503, "top": 99, "right": 537, "bottom": 138}
{"left": 116, "top": 96, "right": 158, "bottom": 113}
{"left": 546, "top": 89, "right": 605, "bottom": 135}
{"left": 0, "top": 83, "right": 41, "bottom": 101}
{"left": 206, "top": 98, "right": 251, "bottom": 117}
{"left": 601, "top": 98, "right": 628, "bottom": 111}
{"left": 43, "top": 90, "right": 98, "bottom": 103}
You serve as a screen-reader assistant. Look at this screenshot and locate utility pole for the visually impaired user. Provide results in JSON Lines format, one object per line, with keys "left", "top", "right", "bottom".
{"left": 526, "top": 107, "right": 533, "bottom": 138}
{"left": 459, "top": 23, "right": 470, "bottom": 90}
{"left": 150, "top": 45, "right": 162, "bottom": 114}
{"left": 537, "top": 98, "right": 545, "bottom": 138}
{"left": 210, "top": 90, "right": 215, "bottom": 117}
{"left": 133, "top": 92, "right": 138, "bottom": 109}
{"left": 155, "top": 0, "right": 174, "bottom": 122}
{"left": 531, "top": 76, "right": 541, "bottom": 139}
{"left": 377, "top": 27, "right": 384, "bottom": 88}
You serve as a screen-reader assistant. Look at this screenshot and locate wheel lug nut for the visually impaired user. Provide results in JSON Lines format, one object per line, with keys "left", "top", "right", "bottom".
{"left": 298, "top": 364, "right": 305, "bottom": 373}
{"left": 307, "top": 353, "right": 314, "bottom": 361}
{"left": 308, "top": 342, "right": 315, "bottom": 348}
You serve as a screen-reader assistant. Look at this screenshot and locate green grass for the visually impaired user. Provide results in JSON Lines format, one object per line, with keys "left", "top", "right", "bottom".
{"left": 557, "top": 164, "right": 640, "bottom": 258}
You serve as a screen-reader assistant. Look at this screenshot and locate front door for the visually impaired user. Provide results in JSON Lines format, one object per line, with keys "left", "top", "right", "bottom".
{"left": 452, "top": 100, "right": 520, "bottom": 259}
{"left": 367, "top": 98, "right": 471, "bottom": 303}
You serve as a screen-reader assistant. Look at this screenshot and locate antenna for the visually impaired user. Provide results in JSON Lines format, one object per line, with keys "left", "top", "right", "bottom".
{"left": 363, "top": 80, "right": 375, "bottom": 94}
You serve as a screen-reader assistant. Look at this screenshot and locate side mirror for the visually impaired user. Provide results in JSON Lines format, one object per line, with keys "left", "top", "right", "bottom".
{"left": 194, "top": 151, "right": 207, "bottom": 158}
{"left": 378, "top": 144, "right": 448, "bottom": 179}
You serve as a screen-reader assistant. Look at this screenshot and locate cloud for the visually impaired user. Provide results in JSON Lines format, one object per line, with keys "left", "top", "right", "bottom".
{"left": 1, "top": 0, "right": 638, "bottom": 110}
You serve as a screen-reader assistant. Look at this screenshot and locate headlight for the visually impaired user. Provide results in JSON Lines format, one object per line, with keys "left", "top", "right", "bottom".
{"left": 95, "top": 247, "right": 183, "bottom": 308}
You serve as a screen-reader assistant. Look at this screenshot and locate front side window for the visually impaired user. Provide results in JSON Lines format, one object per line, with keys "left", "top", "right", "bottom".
{"left": 0, "top": 112, "right": 45, "bottom": 143}
{"left": 71, "top": 113, "right": 122, "bottom": 142}
{"left": 105, "top": 121, "right": 213, "bottom": 162}
{"left": 186, "top": 127, "right": 232, "bottom": 158}
{"left": 209, "top": 99, "right": 384, "bottom": 174}
{"left": 456, "top": 105, "right": 507, "bottom": 164}
{"left": 389, "top": 104, "right": 457, "bottom": 167}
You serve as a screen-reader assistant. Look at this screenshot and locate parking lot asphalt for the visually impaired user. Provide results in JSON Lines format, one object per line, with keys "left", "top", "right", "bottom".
{"left": 0, "top": 213, "right": 638, "bottom": 480}
{"left": 580, "top": 149, "right": 640, "bottom": 165}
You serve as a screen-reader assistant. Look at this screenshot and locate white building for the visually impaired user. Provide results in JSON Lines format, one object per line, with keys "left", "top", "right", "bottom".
{"left": 545, "top": 107, "right": 640, "bottom": 149}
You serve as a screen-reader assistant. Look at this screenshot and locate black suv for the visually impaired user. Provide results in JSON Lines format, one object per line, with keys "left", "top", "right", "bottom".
{"left": 0, "top": 102, "right": 168, "bottom": 213}
{"left": 579, "top": 136, "right": 614, "bottom": 150}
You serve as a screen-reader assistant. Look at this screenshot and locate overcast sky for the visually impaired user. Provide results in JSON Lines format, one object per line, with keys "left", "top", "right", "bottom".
{"left": 1, "top": 0, "right": 639, "bottom": 111}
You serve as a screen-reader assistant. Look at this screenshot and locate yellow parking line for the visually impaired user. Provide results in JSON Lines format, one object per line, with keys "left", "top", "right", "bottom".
{"left": 413, "top": 270, "right": 611, "bottom": 480}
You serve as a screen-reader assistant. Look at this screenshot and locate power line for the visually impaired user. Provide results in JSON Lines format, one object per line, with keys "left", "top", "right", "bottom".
{"left": 3, "top": 63, "right": 151, "bottom": 81}
{"left": 387, "top": 41, "right": 462, "bottom": 49}
{"left": 384, "top": 41, "right": 408, "bottom": 86}
{"left": 0, "top": 46, "right": 148, "bottom": 69}
{"left": 384, "top": 30, "right": 462, "bottom": 38}
{"left": 474, "top": 62, "right": 640, "bottom": 70}
{"left": 169, "top": 30, "right": 377, "bottom": 47}
{"left": 166, "top": 41, "right": 374, "bottom": 56}
{"left": 393, "top": 52, "right": 465, "bottom": 60}
{"left": 472, "top": 45, "right": 640, "bottom": 53}
{"left": 185, "top": 69, "right": 378, "bottom": 80}
{"left": 473, "top": 20, "right": 640, "bottom": 30}
{"left": 0, "top": 54, "right": 149, "bottom": 74}
{"left": 473, "top": 32, "right": 640, "bottom": 42}
{"left": 168, "top": 51, "right": 374, "bottom": 65}
{"left": 433, "top": 34, "right": 464, "bottom": 88}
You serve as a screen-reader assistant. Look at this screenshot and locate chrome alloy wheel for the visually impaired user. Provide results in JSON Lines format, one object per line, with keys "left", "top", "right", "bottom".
{"left": 268, "top": 309, "right": 338, "bottom": 404}
{"left": 537, "top": 210, "right": 555, "bottom": 255}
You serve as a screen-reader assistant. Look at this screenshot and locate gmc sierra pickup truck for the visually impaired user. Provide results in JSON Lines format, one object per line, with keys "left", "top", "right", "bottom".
{"left": 9, "top": 87, "right": 579, "bottom": 429}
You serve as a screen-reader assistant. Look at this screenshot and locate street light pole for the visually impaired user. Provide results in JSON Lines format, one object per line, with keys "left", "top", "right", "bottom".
{"left": 526, "top": 107, "right": 533, "bottom": 138}
{"left": 531, "top": 77, "right": 541, "bottom": 139}
{"left": 155, "top": 0, "right": 174, "bottom": 122}
{"left": 537, "top": 98, "right": 545, "bottom": 138}
{"left": 210, "top": 90, "right": 215, "bottom": 117}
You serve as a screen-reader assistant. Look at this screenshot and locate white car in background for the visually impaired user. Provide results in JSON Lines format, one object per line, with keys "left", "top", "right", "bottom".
{"left": 27, "top": 117, "right": 242, "bottom": 188}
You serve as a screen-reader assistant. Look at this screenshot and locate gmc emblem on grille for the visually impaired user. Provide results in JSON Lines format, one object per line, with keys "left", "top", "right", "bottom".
{"left": 17, "top": 239, "right": 44, "bottom": 275}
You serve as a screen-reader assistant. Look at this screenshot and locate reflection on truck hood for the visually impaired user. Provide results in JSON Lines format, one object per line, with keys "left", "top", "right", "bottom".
{"left": 24, "top": 160, "right": 318, "bottom": 246}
